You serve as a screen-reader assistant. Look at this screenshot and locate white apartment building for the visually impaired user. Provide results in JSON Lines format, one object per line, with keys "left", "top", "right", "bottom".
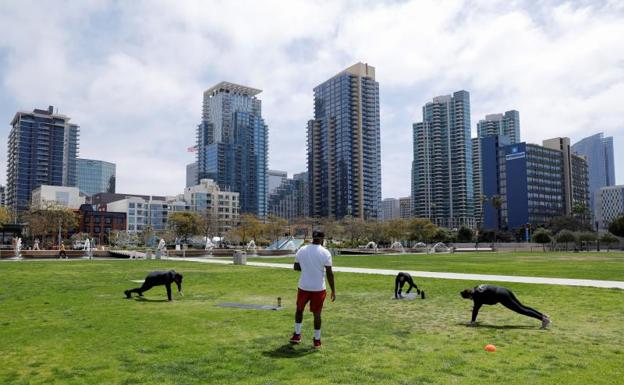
{"left": 184, "top": 179, "right": 240, "bottom": 234}
{"left": 31, "top": 185, "right": 85, "bottom": 209}
{"left": 107, "top": 196, "right": 189, "bottom": 233}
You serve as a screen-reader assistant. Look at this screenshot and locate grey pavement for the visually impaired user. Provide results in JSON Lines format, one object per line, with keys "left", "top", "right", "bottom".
{"left": 177, "top": 257, "right": 624, "bottom": 290}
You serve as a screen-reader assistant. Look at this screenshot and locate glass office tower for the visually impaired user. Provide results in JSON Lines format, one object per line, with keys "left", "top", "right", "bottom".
{"left": 77, "top": 158, "right": 116, "bottom": 196}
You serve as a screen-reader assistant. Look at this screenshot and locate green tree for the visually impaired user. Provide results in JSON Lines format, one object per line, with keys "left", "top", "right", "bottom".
{"left": 168, "top": 212, "right": 204, "bottom": 242}
{"left": 432, "top": 227, "right": 455, "bottom": 243}
{"left": 600, "top": 232, "right": 619, "bottom": 251}
{"left": 547, "top": 216, "right": 591, "bottom": 234}
{"left": 232, "top": 214, "right": 263, "bottom": 244}
{"left": 572, "top": 202, "right": 590, "bottom": 223}
{"left": 23, "top": 204, "right": 78, "bottom": 246}
{"left": 532, "top": 228, "right": 552, "bottom": 251}
{"left": 0, "top": 206, "right": 10, "bottom": 227}
{"left": 608, "top": 215, "right": 624, "bottom": 238}
{"left": 555, "top": 229, "right": 576, "bottom": 251}
{"left": 456, "top": 226, "right": 474, "bottom": 242}
{"left": 407, "top": 218, "right": 438, "bottom": 243}
{"left": 577, "top": 231, "right": 598, "bottom": 251}
{"left": 265, "top": 215, "right": 288, "bottom": 243}
{"left": 384, "top": 218, "right": 409, "bottom": 243}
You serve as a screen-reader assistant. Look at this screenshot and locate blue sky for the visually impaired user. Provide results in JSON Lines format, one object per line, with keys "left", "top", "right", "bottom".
{"left": 0, "top": 0, "right": 623, "bottom": 199}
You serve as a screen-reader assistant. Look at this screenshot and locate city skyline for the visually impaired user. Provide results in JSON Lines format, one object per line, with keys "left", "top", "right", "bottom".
{"left": 0, "top": 1, "right": 623, "bottom": 200}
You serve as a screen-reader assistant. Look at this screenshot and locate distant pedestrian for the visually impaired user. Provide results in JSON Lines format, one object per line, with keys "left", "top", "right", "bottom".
{"left": 59, "top": 243, "right": 68, "bottom": 259}
{"left": 460, "top": 284, "right": 550, "bottom": 328}
{"left": 289, "top": 230, "right": 335, "bottom": 349}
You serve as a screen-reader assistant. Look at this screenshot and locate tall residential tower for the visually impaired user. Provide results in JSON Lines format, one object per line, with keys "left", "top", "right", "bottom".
{"left": 6, "top": 106, "right": 79, "bottom": 214}
{"left": 412, "top": 91, "right": 474, "bottom": 228}
{"left": 196, "top": 82, "right": 268, "bottom": 218}
{"left": 307, "top": 62, "right": 381, "bottom": 220}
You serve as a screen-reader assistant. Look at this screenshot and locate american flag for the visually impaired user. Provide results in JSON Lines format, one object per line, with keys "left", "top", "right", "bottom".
{"left": 187, "top": 145, "right": 198, "bottom": 152}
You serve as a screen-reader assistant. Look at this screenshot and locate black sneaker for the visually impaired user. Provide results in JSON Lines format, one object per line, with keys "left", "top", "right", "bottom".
{"left": 124, "top": 290, "right": 131, "bottom": 299}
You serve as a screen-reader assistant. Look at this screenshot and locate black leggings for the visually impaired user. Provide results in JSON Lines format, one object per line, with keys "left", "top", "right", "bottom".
{"left": 500, "top": 291, "right": 544, "bottom": 320}
{"left": 127, "top": 282, "right": 172, "bottom": 300}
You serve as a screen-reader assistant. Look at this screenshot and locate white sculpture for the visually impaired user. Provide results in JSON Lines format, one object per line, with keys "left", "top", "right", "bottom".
{"left": 13, "top": 237, "right": 23, "bottom": 260}
{"left": 83, "top": 238, "right": 93, "bottom": 260}
{"left": 246, "top": 240, "right": 257, "bottom": 256}
{"left": 156, "top": 238, "right": 167, "bottom": 259}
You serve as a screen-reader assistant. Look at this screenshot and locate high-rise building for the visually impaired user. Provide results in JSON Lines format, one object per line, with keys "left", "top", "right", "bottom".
{"left": 196, "top": 82, "right": 268, "bottom": 218}
{"left": 595, "top": 185, "right": 624, "bottom": 230}
{"left": 381, "top": 198, "right": 400, "bottom": 221}
{"left": 6, "top": 106, "right": 79, "bottom": 214}
{"left": 572, "top": 133, "right": 616, "bottom": 217}
{"left": 481, "top": 138, "right": 589, "bottom": 230}
{"left": 77, "top": 158, "right": 116, "bottom": 196}
{"left": 477, "top": 111, "right": 520, "bottom": 144}
{"left": 472, "top": 138, "right": 482, "bottom": 227}
{"left": 399, "top": 196, "right": 412, "bottom": 220}
{"left": 268, "top": 170, "right": 288, "bottom": 195}
{"left": 307, "top": 62, "right": 381, "bottom": 220}
{"left": 543, "top": 137, "right": 589, "bottom": 217}
{"left": 412, "top": 91, "right": 474, "bottom": 228}
{"left": 268, "top": 177, "right": 306, "bottom": 221}
{"left": 186, "top": 162, "right": 198, "bottom": 188}
{"left": 293, "top": 171, "right": 309, "bottom": 218}
{"left": 0, "top": 185, "right": 5, "bottom": 206}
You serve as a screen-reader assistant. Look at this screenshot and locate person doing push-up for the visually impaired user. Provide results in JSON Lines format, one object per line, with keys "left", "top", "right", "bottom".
{"left": 125, "top": 270, "right": 183, "bottom": 301}
{"left": 460, "top": 284, "right": 550, "bottom": 328}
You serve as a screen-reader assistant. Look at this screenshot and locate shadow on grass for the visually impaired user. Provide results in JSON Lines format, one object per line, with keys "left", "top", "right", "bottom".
{"left": 134, "top": 297, "right": 169, "bottom": 303}
{"left": 262, "top": 344, "right": 318, "bottom": 358}
{"left": 455, "top": 322, "right": 535, "bottom": 330}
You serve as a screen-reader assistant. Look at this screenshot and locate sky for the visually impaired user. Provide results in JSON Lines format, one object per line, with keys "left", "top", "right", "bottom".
{"left": 0, "top": 0, "right": 623, "bottom": 199}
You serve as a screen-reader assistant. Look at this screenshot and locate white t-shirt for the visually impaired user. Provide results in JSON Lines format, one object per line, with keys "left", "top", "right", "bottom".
{"left": 295, "top": 244, "right": 332, "bottom": 291}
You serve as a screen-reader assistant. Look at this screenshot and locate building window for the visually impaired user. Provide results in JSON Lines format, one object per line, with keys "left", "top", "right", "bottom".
{"left": 105, "top": 217, "right": 112, "bottom": 224}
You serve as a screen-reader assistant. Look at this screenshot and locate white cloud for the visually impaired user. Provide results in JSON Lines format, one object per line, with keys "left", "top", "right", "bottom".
{"left": 0, "top": 0, "right": 623, "bottom": 199}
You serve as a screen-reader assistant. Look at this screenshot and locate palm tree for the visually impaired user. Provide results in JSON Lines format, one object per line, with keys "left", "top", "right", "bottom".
{"left": 490, "top": 195, "right": 503, "bottom": 242}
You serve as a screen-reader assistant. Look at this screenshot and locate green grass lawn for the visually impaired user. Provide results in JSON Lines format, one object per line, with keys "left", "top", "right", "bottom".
{"left": 1, "top": 260, "right": 623, "bottom": 384}
{"left": 251, "top": 251, "right": 624, "bottom": 281}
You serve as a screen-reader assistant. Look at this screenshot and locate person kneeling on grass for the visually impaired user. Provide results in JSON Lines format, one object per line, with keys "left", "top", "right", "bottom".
{"left": 460, "top": 284, "right": 550, "bottom": 329}
{"left": 290, "top": 230, "right": 336, "bottom": 349}
{"left": 124, "top": 270, "right": 183, "bottom": 301}
{"left": 395, "top": 272, "right": 424, "bottom": 299}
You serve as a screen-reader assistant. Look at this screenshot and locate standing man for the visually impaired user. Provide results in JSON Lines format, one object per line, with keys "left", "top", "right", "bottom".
{"left": 290, "top": 230, "right": 335, "bottom": 348}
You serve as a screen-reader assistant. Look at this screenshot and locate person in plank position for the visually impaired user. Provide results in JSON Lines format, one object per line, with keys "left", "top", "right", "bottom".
{"left": 394, "top": 272, "right": 423, "bottom": 299}
{"left": 124, "top": 270, "right": 183, "bottom": 301}
{"left": 460, "top": 284, "right": 550, "bottom": 328}
{"left": 289, "top": 230, "right": 336, "bottom": 349}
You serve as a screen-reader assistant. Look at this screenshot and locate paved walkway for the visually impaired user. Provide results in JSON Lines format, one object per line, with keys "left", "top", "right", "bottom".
{"left": 177, "top": 257, "right": 624, "bottom": 289}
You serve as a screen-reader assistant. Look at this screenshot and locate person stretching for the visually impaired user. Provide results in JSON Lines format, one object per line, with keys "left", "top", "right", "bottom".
{"left": 460, "top": 284, "right": 550, "bottom": 328}
{"left": 290, "top": 230, "right": 335, "bottom": 348}
{"left": 125, "top": 270, "right": 183, "bottom": 301}
{"left": 395, "top": 272, "right": 422, "bottom": 299}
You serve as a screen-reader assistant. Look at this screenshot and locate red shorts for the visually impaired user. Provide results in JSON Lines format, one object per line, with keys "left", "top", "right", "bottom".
{"left": 296, "top": 288, "right": 327, "bottom": 313}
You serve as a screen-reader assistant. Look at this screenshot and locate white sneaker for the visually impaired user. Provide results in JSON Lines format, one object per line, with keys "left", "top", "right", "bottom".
{"left": 541, "top": 316, "right": 551, "bottom": 329}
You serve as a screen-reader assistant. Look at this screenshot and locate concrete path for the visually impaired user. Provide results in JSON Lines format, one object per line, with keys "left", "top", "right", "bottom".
{"left": 177, "top": 257, "right": 624, "bottom": 289}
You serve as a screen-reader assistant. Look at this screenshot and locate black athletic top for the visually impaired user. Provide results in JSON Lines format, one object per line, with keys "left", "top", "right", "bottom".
{"left": 145, "top": 270, "right": 181, "bottom": 286}
{"left": 471, "top": 284, "right": 509, "bottom": 305}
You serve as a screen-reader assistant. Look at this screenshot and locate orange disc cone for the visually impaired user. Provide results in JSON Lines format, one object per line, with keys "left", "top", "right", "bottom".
{"left": 485, "top": 344, "right": 496, "bottom": 352}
